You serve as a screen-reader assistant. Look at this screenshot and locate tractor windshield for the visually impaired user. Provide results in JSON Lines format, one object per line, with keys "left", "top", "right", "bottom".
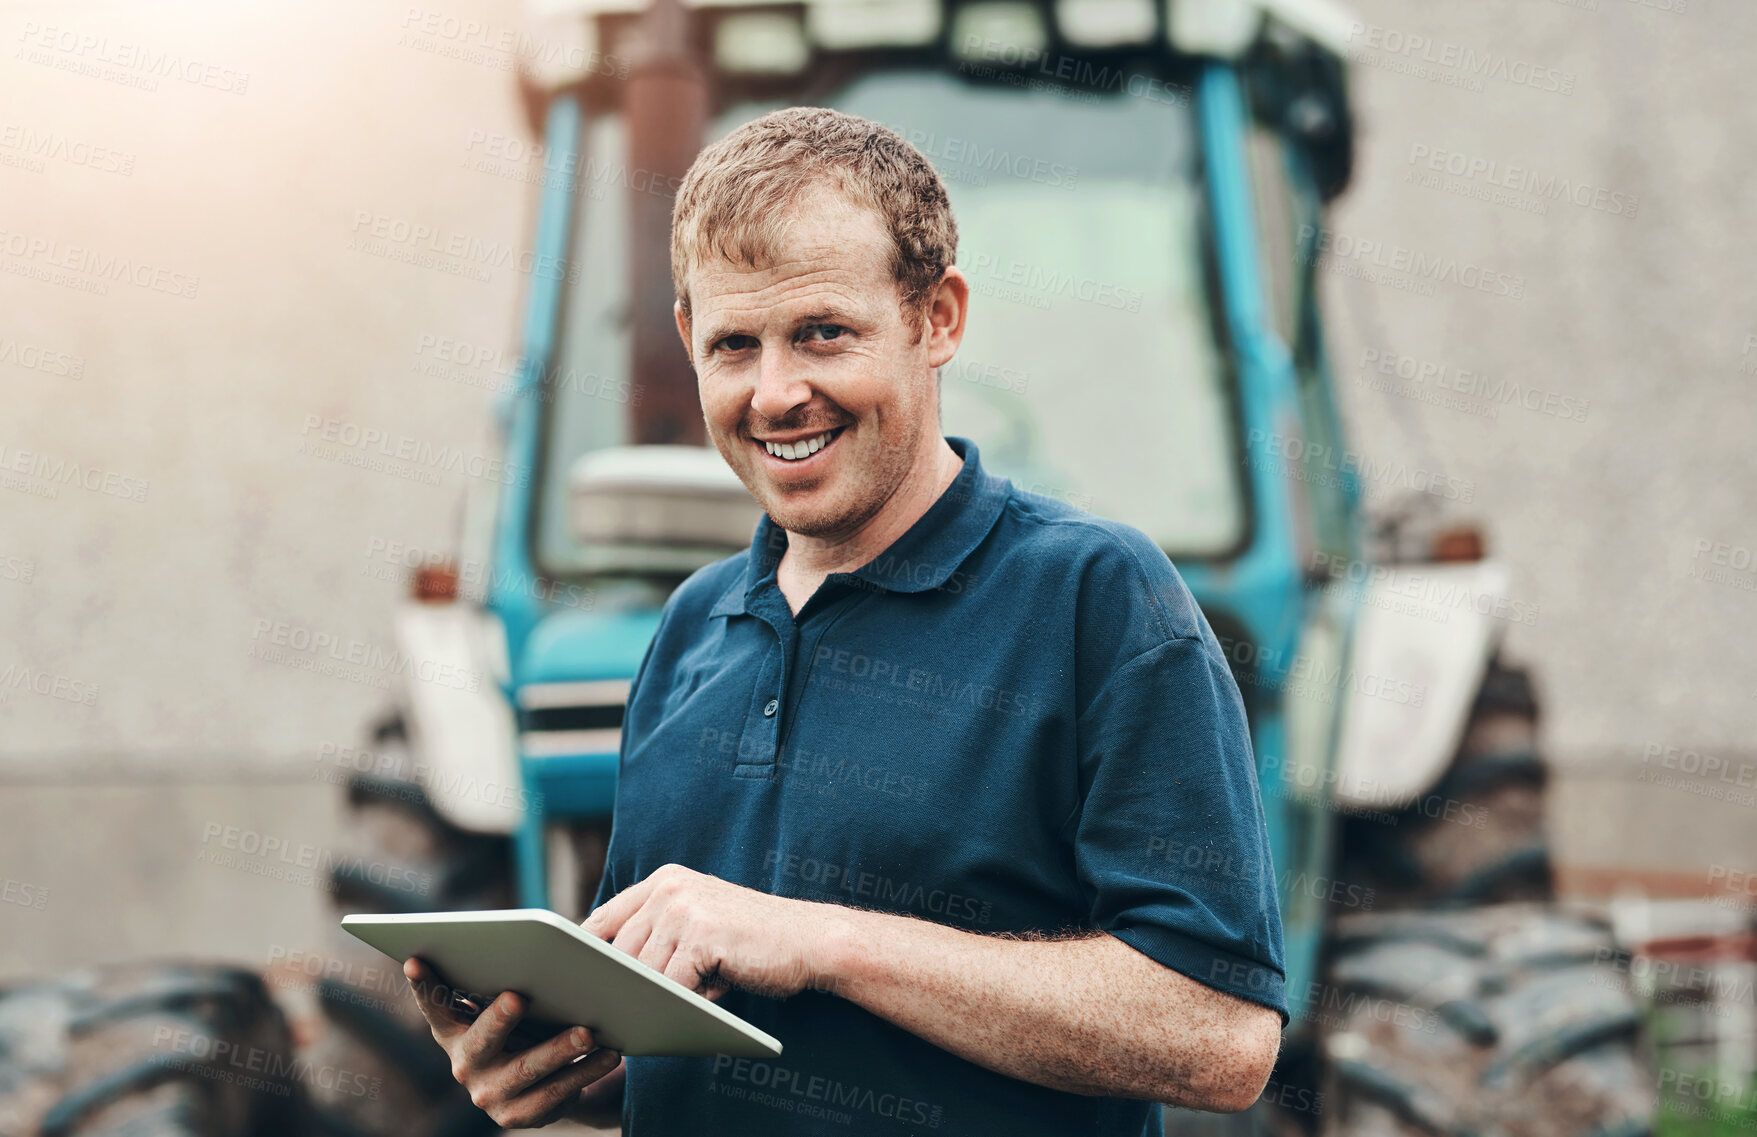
{"left": 536, "top": 68, "right": 1242, "bottom": 578}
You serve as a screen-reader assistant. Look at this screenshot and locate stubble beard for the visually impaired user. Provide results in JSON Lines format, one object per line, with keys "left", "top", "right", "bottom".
{"left": 759, "top": 434, "right": 904, "bottom": 539}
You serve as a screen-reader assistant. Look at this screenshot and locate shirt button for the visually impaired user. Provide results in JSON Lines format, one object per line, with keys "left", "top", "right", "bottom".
{"left": 763, "top": 698, "right": 779, "bottom": 717}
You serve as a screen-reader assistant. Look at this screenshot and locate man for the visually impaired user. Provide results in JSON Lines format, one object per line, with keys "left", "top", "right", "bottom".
{"left": 408, "top": 106, "right": 1286, "bottom": 1134}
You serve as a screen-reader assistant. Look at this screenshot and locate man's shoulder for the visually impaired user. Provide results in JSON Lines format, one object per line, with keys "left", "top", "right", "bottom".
{"left": 990, "top": 489, "right": 1206, "bottom": 644}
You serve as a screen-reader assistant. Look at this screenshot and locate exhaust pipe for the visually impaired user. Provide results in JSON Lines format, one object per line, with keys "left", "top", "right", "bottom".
{"left": 624, "top": 0, "right": 708, "bottom": 447}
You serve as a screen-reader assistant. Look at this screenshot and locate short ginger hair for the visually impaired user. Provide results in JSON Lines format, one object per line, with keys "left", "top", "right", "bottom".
{"left": 670, "top": 106, "right": 958, "bottom": 327}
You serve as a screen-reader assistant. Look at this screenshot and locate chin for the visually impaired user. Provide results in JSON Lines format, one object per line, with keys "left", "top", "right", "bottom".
{"left": 762, "top": 504, "right": 842, "bottom": 539}
{"left": 763, "top": 491, "right": 879, "bottom": 540}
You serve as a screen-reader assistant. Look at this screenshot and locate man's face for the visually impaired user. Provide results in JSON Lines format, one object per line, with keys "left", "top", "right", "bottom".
{"left": 678, "top": 185, "right": 960, "bottom": 539}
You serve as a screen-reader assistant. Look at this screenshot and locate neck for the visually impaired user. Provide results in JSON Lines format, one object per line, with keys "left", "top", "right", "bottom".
{"left": 778, "top": 437, "right": 963, "bottom": 597}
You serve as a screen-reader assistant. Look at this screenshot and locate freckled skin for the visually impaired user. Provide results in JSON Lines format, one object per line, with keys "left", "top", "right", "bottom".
{"left": 408, "top": 182, "right": 1282, "bottom": 1124}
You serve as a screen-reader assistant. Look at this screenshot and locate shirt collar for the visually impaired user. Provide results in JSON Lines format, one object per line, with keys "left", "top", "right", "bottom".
{"left": 709, "top": 437, "right": 1009, "bottom": 618}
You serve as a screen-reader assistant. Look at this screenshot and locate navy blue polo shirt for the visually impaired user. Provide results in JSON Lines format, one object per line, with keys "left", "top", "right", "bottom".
{"left": 595, "top": 438, "right": 1284, "bottom": 1137}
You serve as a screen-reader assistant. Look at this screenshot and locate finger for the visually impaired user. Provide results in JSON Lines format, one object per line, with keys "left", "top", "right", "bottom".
{"left": 487, "top": 1025, "right": 600, "bottom": 1100}
{"left": 404, "top": 958, "right": 469, "bottom": 1039}
{"left": 636, "top": 928, "right": 681, "bottom": 980}
{"left": 581, "top": 873, "right": 657, "bottom": 940}
{"left": 612, "top": 907, "right": 657, "bottom": 964}
{"left": 456, "top": 989, "right": 527, "bottom": 1068}
{"left": 495, "top": 1046, "right": 624, "bottom": 1130}
{"left": 661, "top": 944, "right": 716, "bottom": 997}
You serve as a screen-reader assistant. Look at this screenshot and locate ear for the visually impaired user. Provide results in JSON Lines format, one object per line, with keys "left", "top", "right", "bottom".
{"left": 924, "top": 267, "right": 969, "bottom": 369}
{"left": 674, "top": 300, "right": 694, "bottom": 368}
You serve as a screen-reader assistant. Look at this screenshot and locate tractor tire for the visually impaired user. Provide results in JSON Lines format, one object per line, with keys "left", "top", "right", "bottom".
{"left": 1314, "top": 904, "right": 1655, "bottom": 1137}
{"left": 326, "top": 713, "right": 516, "bottom": 919}
{"left": 1340, "top": 658, "right": 1553, "bottom": 910}
{"left": 0, "top": 962, "right": 307, "bottom": 1137}
{"left": 271, "top": 711, "right": 519, "bottom": 1137}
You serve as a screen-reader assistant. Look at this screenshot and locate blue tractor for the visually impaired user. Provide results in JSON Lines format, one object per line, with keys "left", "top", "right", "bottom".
{"left": 307, "top": 0, "right": 1656, "bottom": 1133}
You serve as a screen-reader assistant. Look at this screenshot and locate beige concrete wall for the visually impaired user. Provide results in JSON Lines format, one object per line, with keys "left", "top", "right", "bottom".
{"left": 3, "top": 0, "right": 533, "bottom": 772}
{"left": 1, "top": 0, "right": 1752, "bottom": 782}
{"left": 1321, "top": 0, "right": 1757, "bottom": 769}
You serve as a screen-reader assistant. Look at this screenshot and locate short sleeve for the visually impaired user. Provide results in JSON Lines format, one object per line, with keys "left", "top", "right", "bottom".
{"left": 1073, "top": 634, "right": 1287, "bottom": 1023}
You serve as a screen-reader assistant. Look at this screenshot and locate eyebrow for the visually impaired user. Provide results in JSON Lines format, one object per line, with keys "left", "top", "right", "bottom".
{"left": 700, "top": 308, "right": 858, "bottom": 348}
{"left": 793, "top": 309, "right": 853, "bottom": 327}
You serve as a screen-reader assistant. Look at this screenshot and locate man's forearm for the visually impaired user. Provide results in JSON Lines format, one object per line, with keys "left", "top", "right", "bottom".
{"left": 808, "top": 905, "right": 1281, "bottom": 1112}
{"left": 579, "top": 864, "right": 1279, "bottom": 1112}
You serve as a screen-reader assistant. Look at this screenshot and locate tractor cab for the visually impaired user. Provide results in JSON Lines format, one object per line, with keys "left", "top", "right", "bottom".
{"left": 416, "top": 0, "right": 1364, "bottom": 1022}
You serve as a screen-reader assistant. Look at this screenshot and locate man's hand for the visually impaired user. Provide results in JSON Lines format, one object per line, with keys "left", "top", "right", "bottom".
{"left": 581, "top": 863, "right": 840, "bottom": 999}
{"left": 404, "top": 957, "right": 623, "bottom": 1129}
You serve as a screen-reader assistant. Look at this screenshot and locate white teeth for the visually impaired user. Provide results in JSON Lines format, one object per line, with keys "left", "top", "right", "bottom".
{"left": 763, "top": 430, "right": 835, "bottom": 461}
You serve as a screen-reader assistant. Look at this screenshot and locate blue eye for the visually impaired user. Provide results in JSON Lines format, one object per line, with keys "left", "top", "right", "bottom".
{"left": 800, "top": 324, "right": 848, "bottom": 342}
{"left": 716, "top": 334, "right": 758, "bottom": 353}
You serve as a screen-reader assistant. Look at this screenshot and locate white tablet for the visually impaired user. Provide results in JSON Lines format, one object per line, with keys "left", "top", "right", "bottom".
{"left": 341, "top": 908, "right": 782, "bottom": 1058}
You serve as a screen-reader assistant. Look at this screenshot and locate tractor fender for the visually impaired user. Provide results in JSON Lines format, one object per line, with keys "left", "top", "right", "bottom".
{"left": 1331, "top": 560, "right": 1515, "bottom": 811}
{"left": 390, "top": 600, "right": 522, "bottom": 835}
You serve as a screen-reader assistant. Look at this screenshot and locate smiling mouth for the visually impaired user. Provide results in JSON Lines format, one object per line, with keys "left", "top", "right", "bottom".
{"left": 759, "top": 427, "right": 844, "bottom": 462}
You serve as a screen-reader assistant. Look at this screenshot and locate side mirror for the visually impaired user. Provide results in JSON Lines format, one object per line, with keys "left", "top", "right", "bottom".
{"left": 1245, "top": 38, "right": 1355, "bottom": 202}
{"left": 568, "top": 445, "right": 762, "bottom": 552}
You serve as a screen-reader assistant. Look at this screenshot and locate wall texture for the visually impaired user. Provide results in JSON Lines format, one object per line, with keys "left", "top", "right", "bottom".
{"left": 4, "top": 0, "right": 535, "bottom": 772}
{"left": 2, "top": 0, "right": 1752, "bottom": 779}
{"left": 1321, "top": 0, "right": 1756, "bottom": 766}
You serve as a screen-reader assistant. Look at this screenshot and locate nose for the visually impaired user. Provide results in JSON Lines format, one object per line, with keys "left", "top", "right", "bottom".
{"left": 750, "top": 347, "right": 813, "bottom": 424}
